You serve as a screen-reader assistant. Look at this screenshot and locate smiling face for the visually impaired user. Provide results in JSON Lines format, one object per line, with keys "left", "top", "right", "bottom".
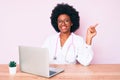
{"left": 57, "top": 14, "right": 73, "bottom": 34}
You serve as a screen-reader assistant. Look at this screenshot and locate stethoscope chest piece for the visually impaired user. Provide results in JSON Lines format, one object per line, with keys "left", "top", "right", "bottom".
{"left": 53, "top": 56, "right": 57, "bottom": 60}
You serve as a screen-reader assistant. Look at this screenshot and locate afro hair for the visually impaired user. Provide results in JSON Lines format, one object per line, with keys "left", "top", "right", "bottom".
{"left": 50, "top": 3, "right": 80, "bottom": 32}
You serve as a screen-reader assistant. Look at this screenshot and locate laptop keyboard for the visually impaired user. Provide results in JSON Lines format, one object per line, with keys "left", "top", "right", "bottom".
{"left": 49, "top": 70, "right": 56, "bottom": 75}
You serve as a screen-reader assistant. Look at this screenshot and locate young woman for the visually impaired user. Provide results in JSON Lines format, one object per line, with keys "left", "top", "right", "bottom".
{"left": 42, "top": 3, "right": 98, "bottom": 66}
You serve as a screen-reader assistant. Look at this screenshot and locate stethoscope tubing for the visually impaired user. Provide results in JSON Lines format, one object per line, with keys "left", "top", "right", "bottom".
{"left": 53, "top": 34, "right": 76, "bottom": 62}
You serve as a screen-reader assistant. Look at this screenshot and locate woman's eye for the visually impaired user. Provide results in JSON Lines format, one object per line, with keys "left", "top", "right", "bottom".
{"left": 65, "top": 20, "right": 70, "bottom": 22}
{"left": 57, "top": 19, "right": 71, "bottom": 24}
{"left": 58, "top": 20, "right": 62, "bottom": 23}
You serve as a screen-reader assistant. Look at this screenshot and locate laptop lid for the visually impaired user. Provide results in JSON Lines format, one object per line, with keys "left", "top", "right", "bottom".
{"left": 19, "top": 46, "right": 64, "bottom": 78}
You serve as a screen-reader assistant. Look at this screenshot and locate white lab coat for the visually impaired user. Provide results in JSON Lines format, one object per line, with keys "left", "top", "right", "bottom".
{"left": 42, "top": 33, "right": 94, "bottom": 66}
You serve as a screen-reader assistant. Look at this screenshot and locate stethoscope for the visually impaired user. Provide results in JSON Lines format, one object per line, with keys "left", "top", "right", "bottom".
{"left": 53, "top": 33, "right": 76, "bottom": 62}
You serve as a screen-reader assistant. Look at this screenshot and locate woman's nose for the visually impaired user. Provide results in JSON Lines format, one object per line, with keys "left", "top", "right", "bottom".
{"left": 61, "top": 21, "right": 66, "bottom": 25}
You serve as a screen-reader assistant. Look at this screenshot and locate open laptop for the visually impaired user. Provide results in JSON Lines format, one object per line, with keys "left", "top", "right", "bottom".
{"left": 19, "top": 46, "right": 64, "bottom": 78}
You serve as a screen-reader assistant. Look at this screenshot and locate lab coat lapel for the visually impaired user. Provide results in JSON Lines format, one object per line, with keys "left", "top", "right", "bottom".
{"left": 61, "top": 34, "right": 72, "bottom": 56}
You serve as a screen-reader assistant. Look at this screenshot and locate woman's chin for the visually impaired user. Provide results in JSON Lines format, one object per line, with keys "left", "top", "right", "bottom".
{"left": 60, "top": 31, "right": 70, "bottom": 34}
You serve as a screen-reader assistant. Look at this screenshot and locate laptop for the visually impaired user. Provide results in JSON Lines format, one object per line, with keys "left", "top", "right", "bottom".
{"left": 19, "top": 46, "right": 64, "bottom": 78}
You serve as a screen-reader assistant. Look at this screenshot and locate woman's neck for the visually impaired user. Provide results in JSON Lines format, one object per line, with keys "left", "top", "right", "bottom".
{"left": 59, "top": 32, "right": 71, "bottom": 47}
{"left": 60, "top": 32, "right": 71, "bottom": 39}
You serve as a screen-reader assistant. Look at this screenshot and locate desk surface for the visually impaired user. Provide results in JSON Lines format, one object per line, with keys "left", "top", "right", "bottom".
{"left": 0, "top": 64, "right": 120, "bottom": 80}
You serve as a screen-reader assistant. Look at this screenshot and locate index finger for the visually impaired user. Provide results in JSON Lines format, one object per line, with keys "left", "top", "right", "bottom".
{"left": 94, "top": 23, "right": 99, "bottom": 28}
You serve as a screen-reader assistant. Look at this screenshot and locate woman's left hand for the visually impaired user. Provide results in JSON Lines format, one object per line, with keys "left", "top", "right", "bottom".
{"left": 86, "top": 24, "right": 98, "bottom": 45}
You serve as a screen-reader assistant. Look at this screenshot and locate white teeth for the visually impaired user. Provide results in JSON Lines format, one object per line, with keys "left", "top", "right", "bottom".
{"left": 61, "top": 26, "right": 66, "bottom": 29}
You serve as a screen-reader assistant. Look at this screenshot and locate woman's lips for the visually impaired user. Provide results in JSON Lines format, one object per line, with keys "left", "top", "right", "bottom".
{"left": 61, "top": 26, "right": 67, "bottom": 30}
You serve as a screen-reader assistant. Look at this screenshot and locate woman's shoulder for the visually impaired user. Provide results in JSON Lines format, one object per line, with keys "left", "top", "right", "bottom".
{"left": 72, "top": 33, "right": 84, "bottom": 40}
{"left": 42, "top": 33, "right": 59, "bottom": 47}
{"left": 72, "top": 33, "right": 85, "bottom": 46}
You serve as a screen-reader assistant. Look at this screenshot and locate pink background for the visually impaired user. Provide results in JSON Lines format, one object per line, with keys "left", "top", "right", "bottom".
{"left": 0, "top": 0, "right": 120, "bottom": 64}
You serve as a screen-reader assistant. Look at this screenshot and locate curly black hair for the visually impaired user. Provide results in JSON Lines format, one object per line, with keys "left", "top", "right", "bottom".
{"left": 50, "top": 3, "right": 80, "bottom": 32}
